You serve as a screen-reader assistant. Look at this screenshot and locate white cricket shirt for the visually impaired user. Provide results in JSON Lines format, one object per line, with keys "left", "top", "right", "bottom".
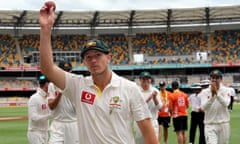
{"left": 28, "top": 88, "right": 50, "bottom": 131}
{"left": 140, "top": 86, "right": 162, "bottom": 120}
{"left": 48, "top": 83, "right": 77, "bottom": 122}
{"left": 62, "top": 72, "right": 151, "bottom": 144}
{"left": 199, "top": 83, "right": 231, "bottom": 124}
{"left": 189, "top": 93, "right": 201, "bottom": 112}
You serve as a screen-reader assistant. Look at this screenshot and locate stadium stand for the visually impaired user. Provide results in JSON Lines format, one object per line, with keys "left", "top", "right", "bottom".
{"left": 0, "top": 6, "right": 239, "bottom": 101}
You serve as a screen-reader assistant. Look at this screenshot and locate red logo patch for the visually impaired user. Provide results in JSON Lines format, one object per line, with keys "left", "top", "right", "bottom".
{"left": 81, "top": 91, "right": 96, "bottom": 105}
{"left": 42, "top": 104, "right": 47, "bottom": 110}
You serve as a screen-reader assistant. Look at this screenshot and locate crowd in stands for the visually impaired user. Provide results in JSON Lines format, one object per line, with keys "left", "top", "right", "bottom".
{"left": 132, "top": 32, "right": 208, "bottom": 56}
{"left": 211, "top": 30, "right": 240, "bottom": 63}
{"left": 0, "top": 34, "right": 20, "bottom": 67}
{"left": 0, "top": 79, "right": 37, "bottom": 89}
{"left": 99, "top": 34, "right": 130, "bottom": 65}
{"left": 0, "top": 30, "right": 240, "bottom": 66}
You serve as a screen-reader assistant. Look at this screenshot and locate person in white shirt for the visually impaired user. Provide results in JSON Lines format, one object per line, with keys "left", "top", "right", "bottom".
{"left": 27, "top": 75, "right": 51, "bottom": 144}
{"left": 134, "top": 71, "right": 162, "bottom": 144}
{"left": 48, "top": 60, "right": 79, "bottom": 144}
{"left": 228, "top": 86, "right": 236, "bottom": 112}
{"left": 38, "top": 2, "right": 158, "bottom": 143}
{"left": 199, "top": 70, "right": 231, "bottom": 144}
{"left": 188, "top": 83, "right": 205, "bottom": 144}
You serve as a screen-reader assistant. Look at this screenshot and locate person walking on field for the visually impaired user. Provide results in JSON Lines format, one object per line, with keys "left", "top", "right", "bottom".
{"left": 134, "top": 71, "right": 163, "bottom": 144}
{"left": 227, "top": 86, "right": 236, "bottom": 112}
{"left": 27, "top": 75, "right": 51, "bottom": 144}
{"left": 157, "top": 81, "right": 172, "bottom": 144}
{"left": 199, "top": 70, "right": 231, "bottom": 144}
{"left": 170, "top": 81, "right": 189, "bottom": 144}
{"left": 38, "top": 2, "right": 158, "bottom": 144}
{"left": 189, "top": 83, "right": 205, "bottom": 144}
{"left": 48, "top": 59, "right": 79, "bottom": 144}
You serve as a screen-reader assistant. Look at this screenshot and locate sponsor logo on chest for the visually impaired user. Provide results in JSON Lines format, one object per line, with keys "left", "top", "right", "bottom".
{"left": 81, "top": 90, "right": 96, "bottom": 105}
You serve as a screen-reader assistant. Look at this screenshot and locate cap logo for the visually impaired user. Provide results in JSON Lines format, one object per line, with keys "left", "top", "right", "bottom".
{"left": 86, "top": 41, "right": 96, "bottom": 48}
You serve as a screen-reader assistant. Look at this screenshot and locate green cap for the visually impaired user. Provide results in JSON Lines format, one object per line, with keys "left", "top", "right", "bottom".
{"left": 38, "top": 75, "right": 49, "bottom": 85}
{"left": 81, "top": 39, "right": 109, "bottom": 58}
{"left": 209, "top": 69, "right": 223, "bottom": 78}
{"left": 139, "top": 71, "right": 152, "bottom": 78}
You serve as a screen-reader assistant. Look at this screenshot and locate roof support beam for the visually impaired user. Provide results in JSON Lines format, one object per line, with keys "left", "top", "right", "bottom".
{"left": 53, "top": 11, "right": 63, "bottom": 27}
{"left": 13, "top": 10, "right": 27, "bottom": 37}
{"left": 91, "top": 11, "right": 99, "bottom": 27}
{"left": 128, "top": 10, "right": 135, "bottom": 27}
{"left": 14, "top": 10, "right": 27, "bottom": 27}
{"left": 90, "top": 11, "right": 99, "bottom": 37}
{"left": 128, "top": 10, "right": 135, "bottom": 36}
{"left": 167, "top": 9, "right": 172, "bottom": 34}
{"left": 205, "top": 7, "right": 210, "bottom": 34}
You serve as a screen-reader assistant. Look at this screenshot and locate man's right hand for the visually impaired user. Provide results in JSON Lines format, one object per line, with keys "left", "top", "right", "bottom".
{"left": 39, "top": 2, "right": 55, "bottom": 29}
{"left": 211, "top": 81, "right": 217, "bottom": 96}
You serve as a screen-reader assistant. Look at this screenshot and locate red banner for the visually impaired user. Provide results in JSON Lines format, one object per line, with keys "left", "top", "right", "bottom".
{"left": 212, "top": 62, "right": 240, "bottom": 67}
{"left": 3, "top": 66, "right": 40, "bottom": 71}
{"left": 0, "top": 88, "right": 36, "bottom": 91}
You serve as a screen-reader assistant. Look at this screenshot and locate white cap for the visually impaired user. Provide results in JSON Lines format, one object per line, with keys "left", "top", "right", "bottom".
{"left": 190, "top": 83, "right": 202, "bottom": 89}
{"left": 200, "top": 79, "right": 210, "bottom": 86}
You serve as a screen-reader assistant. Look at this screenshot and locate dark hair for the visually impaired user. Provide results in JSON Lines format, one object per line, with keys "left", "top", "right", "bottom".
{"left": 171, "top": 81, "right": 179, "bottom": 90}
{"left": 58, "top": 59, "right": 72, "bottom": 71}
{"left": 159, "top": 81, "right": 166, "bottom": 87}
{"left": 38, "top": 75, "right": 49, "bottom": 86}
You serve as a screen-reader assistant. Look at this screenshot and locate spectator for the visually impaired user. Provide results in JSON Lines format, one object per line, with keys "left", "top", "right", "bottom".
{"left": 157, "top": 81, "right": 172, "bottom": 144}
{"left": 189, "top": 83, "right": 205, "bottom": 144}
{"left": 228, "top": 86, "right": 236, "bottom": 112}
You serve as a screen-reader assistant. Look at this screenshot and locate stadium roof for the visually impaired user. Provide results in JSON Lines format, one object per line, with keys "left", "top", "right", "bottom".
{"left": 0, "top": 5, "right": 240, "bottom": 35}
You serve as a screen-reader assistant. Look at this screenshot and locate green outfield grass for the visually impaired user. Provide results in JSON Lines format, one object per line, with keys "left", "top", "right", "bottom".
{"left": 0, "top": 104, "right": 239, "bottom": 144}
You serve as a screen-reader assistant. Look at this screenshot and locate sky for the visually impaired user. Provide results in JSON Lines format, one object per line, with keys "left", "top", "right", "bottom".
{"left": 0, "top": 0, "right": 240, "bottom": 11}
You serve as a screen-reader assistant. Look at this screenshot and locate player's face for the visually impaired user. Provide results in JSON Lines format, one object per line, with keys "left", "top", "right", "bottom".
{"left": 140, "top": 77, "right": 151, "bottom": 90}
{"left": 160, "top": 85, "right": 165, "bottom": 91}
{"left": 83, "top": 50, "right": 111, "bottom": 75}
{"left": 210, "top": 76, "right": 222, "bottom": 87}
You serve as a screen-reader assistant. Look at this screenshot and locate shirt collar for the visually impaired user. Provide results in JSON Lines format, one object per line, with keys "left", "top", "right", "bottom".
{"left": 85, "top": 71, "right": 120, "bottom": 88}
{"left": 37, "top": 87, "right": 47, "bottom": 97}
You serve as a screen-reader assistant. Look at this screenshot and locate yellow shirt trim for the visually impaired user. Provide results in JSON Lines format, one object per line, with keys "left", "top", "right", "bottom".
{"left": 94, "top": 85, "right": 102, "bottom": 98}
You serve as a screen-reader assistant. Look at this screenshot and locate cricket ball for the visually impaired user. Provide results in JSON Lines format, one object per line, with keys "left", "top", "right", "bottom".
{"left": 45, "top": 1, "right": 56, "bottom": 12}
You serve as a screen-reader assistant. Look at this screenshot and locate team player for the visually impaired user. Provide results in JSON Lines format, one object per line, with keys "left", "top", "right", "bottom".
{"left": 134, "top": 71, "right": 163, "bottom": 144}
{"left": 27, "top": 75, "right": 51, "bottom": 144}
{"left": 157, "top": 81, "right": 172, "bottom": 144}
{"left": 48, "top": 60, "right": 79, "bottom": 144}
{"left": 170, "top": 81, "right": 189, "bottom": 144}
{"left": 199, "top": 70, "right": 231, "bottom": 144}
{"left": 38, "top": 2, "right": 158, "bottom": 144}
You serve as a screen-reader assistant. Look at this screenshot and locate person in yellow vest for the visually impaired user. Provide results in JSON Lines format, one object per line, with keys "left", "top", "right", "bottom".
{"left": 157, "top": 81, "right": 172, "bottom": 144}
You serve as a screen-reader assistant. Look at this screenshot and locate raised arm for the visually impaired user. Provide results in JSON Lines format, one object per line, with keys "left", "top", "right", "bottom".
{"left": 39, "top": 2, "right": 65, "bottom": 90}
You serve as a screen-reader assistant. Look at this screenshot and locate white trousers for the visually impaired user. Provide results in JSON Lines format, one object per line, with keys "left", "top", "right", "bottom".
{"left": 205, "top": 122, "right": 230, "bottom": 144}
{"left": 27, "top": 130, "right": 48, "bottom": 144}
{"left": 48, "top": 120, "right": 79, "bottom": 144}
